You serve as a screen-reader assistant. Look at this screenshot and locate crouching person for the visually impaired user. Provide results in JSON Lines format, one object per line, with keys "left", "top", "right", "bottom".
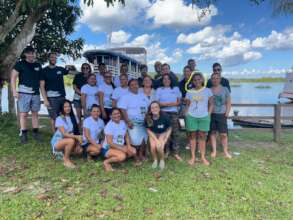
{"left": 51, "top": 100, "right": 82, "bottom": 169}
{"left": 145, "top": 101, "right": 172, "bottom": 170}
{"left": 82, "top": 104, "right": 105, "bottom": 160}
{"left": 102, "top": 108, "right": 136, "bottom": 172}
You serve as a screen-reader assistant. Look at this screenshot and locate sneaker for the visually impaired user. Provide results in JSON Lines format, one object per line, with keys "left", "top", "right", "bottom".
{"left": 159, "top": 160, "right": 165, "bottom": 170}
{"left": 152, "top": 160, "right": 158, "bottom": 169}
{"left": 32, "top": 131, "right": 41, "bottom": 142}
{"left": 20, "top": 132, "right": 28, "bottom": 144}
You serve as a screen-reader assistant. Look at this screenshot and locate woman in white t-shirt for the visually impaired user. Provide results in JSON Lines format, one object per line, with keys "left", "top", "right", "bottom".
{"left": 98, "top": 71, "right": 115, "bottom": 123}
{"left": 51, "top": 100, "right": 82, "bottom": 169}
{"left": 102, "top": 108, "right": 136, "bottom": 171}
{"left": 156, "top": 74, "right": 182, "bottom": 161}
{"left": 82, "top": 104, "right": 105, "bottom": 160}
{"left": 118, "top": 79, "right": 149, "bottom": 163}
{"left": 139, "top": 75, "right": 156, "bottom": 104}
{"left": 112, "top": 74, "right": 129, "bottom": 108}
{"left": 81, "top": 74, "right": 99, "bottom": 117}
{"left": 185, "top": 72, "right": 214, "bottom": 166}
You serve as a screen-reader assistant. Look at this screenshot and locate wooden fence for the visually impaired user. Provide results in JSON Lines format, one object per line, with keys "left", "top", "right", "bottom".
{"left": 230, "top": 103, "right": 293, "bottom": 143}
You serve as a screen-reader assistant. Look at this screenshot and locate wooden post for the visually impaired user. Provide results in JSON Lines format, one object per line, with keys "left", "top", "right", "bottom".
{"left": 273, "top": 104, "right": 281, "bottom": 143}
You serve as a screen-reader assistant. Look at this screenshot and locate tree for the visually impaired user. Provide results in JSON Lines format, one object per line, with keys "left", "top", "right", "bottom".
{"left": 0, "top": 0, "right": 124, "bottom": 113}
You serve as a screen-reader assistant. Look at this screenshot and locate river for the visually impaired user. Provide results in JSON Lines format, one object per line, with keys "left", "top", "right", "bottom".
{"left": 1, "top": 82, "right": 292, "bottom": 117}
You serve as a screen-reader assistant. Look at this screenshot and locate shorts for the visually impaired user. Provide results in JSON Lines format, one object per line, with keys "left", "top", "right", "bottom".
{"left": 101, "top": 147, "right": 109, "bottom": 158}
{"left": 50, "top": 131, "right": 64, "bottom": 158}
{"left": 128, "top": 122, "right": 148, "bottom": 146}
{"left": 210, "top": 113, "right": 228, "bottom": 133}
{"left": 185, "top": 114, "right": 210, "bottom": 132}
{"left": 73, "top": 99, "right": 81, "bottom": 108}
{"left": 18, "top": 93, "right": 41, "bottom": 113}
{"left": 47, "top": 96, "right": 65, "bottom": 119}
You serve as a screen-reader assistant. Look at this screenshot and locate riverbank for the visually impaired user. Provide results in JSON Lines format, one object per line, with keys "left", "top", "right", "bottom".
{"left": 0, "top": 115, "right": 292, "bottom": 219}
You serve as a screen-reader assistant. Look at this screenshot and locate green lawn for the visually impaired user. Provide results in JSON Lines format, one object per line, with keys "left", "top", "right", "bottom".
{"left": 0, "top": 114, "right": 292, "bottom": 220}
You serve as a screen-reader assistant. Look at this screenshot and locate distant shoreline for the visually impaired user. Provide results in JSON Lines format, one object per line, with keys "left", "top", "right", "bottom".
{"left": 229, "top": 77, "right": 285, "bottom": 83}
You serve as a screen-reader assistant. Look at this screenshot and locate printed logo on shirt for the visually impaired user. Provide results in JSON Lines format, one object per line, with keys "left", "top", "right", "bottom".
{"left": 140, "top": 106, "right": 147, "bottom": 115}
{"left": 57, "top": 71, "right": 62, "bottom": 75}
{"left": 117, "top": 135, "right": 124, "bottom": 144}
{"left": 158, "top": 124, "right": 164, "bottom": 129}
{"left": 192, "top": 95, "right": 203, "bottom": 102}
{"left": 34, "top": 67, "right": 40, "bottom": 71}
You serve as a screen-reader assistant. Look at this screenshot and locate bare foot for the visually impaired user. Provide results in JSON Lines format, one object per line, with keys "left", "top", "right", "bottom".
{"left": 201, "top": 158, "right": 210, "bottom": 166}
{"left": 224, "top": 151, "right": 232, "bottom": 159}
{"left": 63, "top": 160, "right": 76, "bottom": 169}
{"left": 174, "top": 154, "right": 183, "bottom": 161}
{"left": 211, "top": 151, "right": 217, "bottom": 159}
{"left": 188, "top": 158, "right": 196, "bottom": 166}
{"left": 103, "top": 162, "right": 114, "bottom": 172}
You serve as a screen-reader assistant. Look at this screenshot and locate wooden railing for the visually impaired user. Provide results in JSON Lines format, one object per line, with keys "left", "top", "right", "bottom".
{"left": 230, "top": 103, "right": 293, "bottom": 143}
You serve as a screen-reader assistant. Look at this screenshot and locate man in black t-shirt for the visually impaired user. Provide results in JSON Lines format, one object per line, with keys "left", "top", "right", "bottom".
{"left": 40, "top": 52, "right": 69, "bottom": 132}
{"left": 11, "top": 46, "right": 42, "bottom": 144}
{"left": 207, "top": 63, "right": 231, "bottom": 93}
{"left": 153, "top": 63, "right": 178, "bottom": 89}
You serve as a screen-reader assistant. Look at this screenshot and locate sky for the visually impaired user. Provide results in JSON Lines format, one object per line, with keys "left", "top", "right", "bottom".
{"left": 65, "top": 0, "right": 293, "bottom": 77}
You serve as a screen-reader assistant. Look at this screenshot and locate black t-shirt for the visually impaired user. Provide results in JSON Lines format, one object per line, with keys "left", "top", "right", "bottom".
{"left": 207, "top": 77, "right": 231, "bottom": 93}
{"left": 179, "top": 78, "right": 194, "bottom": 98}
{"left": 14, "top": 60, "right": 42, "bottom": 95}
{"left": 73, "top": 73, "right": 87, "bottom": 90}
{"left": 41, "top": 66, "right": 68, "bottom": 97}
{"left": 145, "top": 113, "right": 171, "bottom": 134}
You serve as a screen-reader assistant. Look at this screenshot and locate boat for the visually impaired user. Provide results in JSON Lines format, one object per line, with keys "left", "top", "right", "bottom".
{"left": 279, "top": 71, "right": 293, "bottom": 101}
{"left": 232, "top": 118, "right": 293, "bottom": 128}
{"left": 83, "top": 47, "right": 147, "bottom": 79}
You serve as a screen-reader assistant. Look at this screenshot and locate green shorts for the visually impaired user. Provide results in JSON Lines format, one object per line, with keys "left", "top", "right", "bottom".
{"left": 185, "top": 114, "right": 210, "bottom": 132}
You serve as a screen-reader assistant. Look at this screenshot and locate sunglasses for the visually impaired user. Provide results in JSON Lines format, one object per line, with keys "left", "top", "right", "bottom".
{"left": 214, "top": 68, "right": 221, "bottom": 72}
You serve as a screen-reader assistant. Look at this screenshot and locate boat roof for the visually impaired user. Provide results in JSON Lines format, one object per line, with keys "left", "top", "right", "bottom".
{"left": 83, "top": 48, "right": 145, "bottom": 64}
{"left": 110, "top": 47, "right": 147, "bottom": 55}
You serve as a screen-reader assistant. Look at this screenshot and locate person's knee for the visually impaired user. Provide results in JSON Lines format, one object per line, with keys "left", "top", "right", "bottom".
{"left": 220, "top": 133, "right": 227, "bottom": 138}
{"left": 117, "top": 152, "right": 126, "bottom": 161}
{"left": 89, "top": 146, "right": 101, "bottom": 155}
{"left": 67, "top": 138, "right": 75, "bottom": 146}
{"left": 198, "top": 132, "right": 206, "bottom": 140}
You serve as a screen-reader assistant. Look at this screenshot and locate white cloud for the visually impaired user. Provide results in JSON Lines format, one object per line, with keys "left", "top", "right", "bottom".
{"left": 177, "top": 25, "right": 231, "bottom": 44}
{"left": 252, "top": 27, "right": 293, "bottom": 50}
{"left": 80, "top": 0, "right": 150, "bottom": 32}
{"left": 180, "top": 26, "right": 262, "bottom": 66}
{"left": 127, "top": 34, "right": 152, "bottom": 47}
{"left": 111, "top": 30, "right": 131, "bottom": 44}
{"left": 146, "top": 0, "right": 217, "bottom": 28}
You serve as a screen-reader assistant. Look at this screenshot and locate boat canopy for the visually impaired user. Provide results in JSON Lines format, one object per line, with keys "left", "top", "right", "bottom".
{"left": 279, "top": 70, "right": 293, "bottom": 100}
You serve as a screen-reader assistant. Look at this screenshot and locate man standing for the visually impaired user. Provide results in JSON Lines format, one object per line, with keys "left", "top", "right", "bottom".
{"left": 138, "top": 64, "right": 152, "bottom": 87}
{"left": 40, "top": 52, "right": 69, "bottom": 132}
{"left": 153, "top": 61, "right": 162, "bottom": 80}
{"left": 11, "top": 46, "right": 42, "bottom": 143}
{"left": 114, "top": 63, "right": 129, "bottom": 87}
{"left": 207, "top": 63, "right": 231, "bottom": 92}
{"left": 153, "top": 63, "right": 178, "bottom": 89}
{"left": 187, "top": 59, "right": 197, "bottom": 72}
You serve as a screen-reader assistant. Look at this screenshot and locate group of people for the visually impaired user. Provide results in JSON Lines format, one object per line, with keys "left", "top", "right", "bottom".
{"left": 10, "top": 46, "right": 232, "bottom": 171}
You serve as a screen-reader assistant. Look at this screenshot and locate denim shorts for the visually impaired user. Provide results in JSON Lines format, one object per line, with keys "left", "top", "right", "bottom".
{"left": 128, "top": 122, "right": 148, "bottom": 146}
{"left": 18, "top": 93, "right": 41, "bottom": 113}
{"left": 50, "top": 131, "right": 64, "bottom": 158}
{"left": 101, "top": 147, "right": 109, "bottom": 158}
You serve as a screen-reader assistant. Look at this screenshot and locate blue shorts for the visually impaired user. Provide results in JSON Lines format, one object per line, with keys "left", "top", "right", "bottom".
{"left": 101, "top": 147, "right": 109, "bottom": 158}
{"left": 50, "top": 131, "right": 64, "bottom": 159}
{"left": 18, "top": 93, "right": 41, "bottom": 113}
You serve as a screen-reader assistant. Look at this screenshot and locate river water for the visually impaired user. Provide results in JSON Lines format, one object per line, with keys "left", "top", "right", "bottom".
{"left": 1, "top": 82, "right": 292, "bottom": 117}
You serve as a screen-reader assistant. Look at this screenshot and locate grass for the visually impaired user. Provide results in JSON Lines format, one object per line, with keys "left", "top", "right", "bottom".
{"left": 254, "top": 85, "right": 272, "bottom": 89}
{"left": 0, "top": 114, "right": 292, "bottom": 220}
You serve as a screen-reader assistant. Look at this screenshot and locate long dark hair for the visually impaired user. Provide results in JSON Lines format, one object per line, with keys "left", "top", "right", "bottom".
{"left": 162, "top": 74, "right": 174, "bottom": 89}
{"left": 145, "top": 101, "right": 163, "bottom": 127}
{"left": 59, "top": 99, "right": 80, "bottom": 135}
{"left": 81, "top": 63, "right": 92, "bottom": 74}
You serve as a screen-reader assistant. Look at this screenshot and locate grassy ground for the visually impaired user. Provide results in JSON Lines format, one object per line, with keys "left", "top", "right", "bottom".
{"left": 0, "top": 114, "right": 292, "bottom": 220}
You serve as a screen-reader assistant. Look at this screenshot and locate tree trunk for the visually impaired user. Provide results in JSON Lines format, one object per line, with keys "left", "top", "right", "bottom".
{"left": 8, "top": 83, "right": 15, "bottom": 114}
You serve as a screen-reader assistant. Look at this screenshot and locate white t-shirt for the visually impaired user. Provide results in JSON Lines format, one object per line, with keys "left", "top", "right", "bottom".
{"left": 55, "top": 116, "right": 73, "bottom": 133}
{"left": 186, "top": 88, "right": 213, "bottom": 118}
{"left": 118, "top": 91, "right": 149, "bottom": 123}
{"left": 95, "top": 72, "right": 105, "bottom": 86}
{"left": 139, "top": 88, "right": 156, "bottom": 104}
{"left": 81, "top": 84, "right": 99, "bottom": 110}
{"left": 112, "top": 86, "right": 129, "bottom": 102}
{"left": 98, "top": 83, "right": 114, "bottom": 109}
{"left": 102, "top": 120, "right": 128, "bottom": 149}
{"left": 82, "top": 116, "right": 105, "bottom": 144}
{"left": 156, "top": 87, "right": 182, "bottom": 113}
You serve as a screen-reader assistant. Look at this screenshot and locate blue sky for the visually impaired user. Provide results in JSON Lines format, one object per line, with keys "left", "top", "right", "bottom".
{"left": 67, "top": 0, "right": 293, "bottom": 77}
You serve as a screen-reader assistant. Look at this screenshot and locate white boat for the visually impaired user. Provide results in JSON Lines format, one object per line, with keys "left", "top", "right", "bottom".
{"left": 279, "top": 71, "right": 293, "bottom": 100}
{"left": 83, "top": 47, "right": 147, "bottom": 79}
